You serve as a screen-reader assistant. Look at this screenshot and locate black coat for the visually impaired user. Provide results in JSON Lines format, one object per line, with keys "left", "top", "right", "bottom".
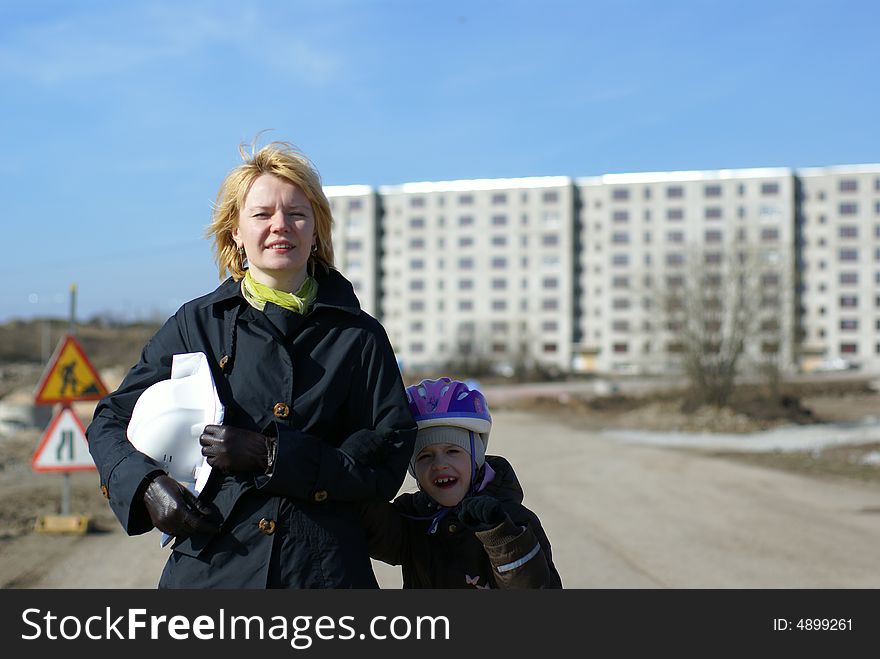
{"left": 359, "top": 455, "right": 563, "bottom": 589}
{"left": 87, "top": 267, "right": 417, "bottom": 588}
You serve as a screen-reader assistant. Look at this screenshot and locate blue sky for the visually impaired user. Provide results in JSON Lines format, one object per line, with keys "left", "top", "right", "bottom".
{"left": 2, "top": 0, "right": 878, "bottom": 323}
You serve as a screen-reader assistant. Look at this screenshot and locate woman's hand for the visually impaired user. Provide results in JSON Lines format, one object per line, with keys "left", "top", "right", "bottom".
{"left": 457, "top": 495, "right": 510, "bottom": 532}
{"left": 199, "top": 424, "right": 276, "bottom": 474}
{"left": 143, "top": 474, "right": 221, "bottom": 537}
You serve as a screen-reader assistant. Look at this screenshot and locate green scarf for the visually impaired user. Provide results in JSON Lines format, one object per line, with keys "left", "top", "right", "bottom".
{"left": 241, "top": 269, "right": 318, "bottom": 314}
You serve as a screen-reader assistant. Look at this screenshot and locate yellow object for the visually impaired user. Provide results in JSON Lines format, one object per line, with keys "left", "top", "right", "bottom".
{"left": 34, "top": 514, "right": 91, "bottom": 535}
{"left": 241, "top": 270, "right": 317, "bottom": 313}
{"left": 34, "top": 335, "right": 108, "bottom": 404}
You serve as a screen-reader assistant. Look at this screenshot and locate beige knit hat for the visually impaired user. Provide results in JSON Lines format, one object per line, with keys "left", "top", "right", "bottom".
{"left": 408, "top": 425, "right": 486, "bottom": 477}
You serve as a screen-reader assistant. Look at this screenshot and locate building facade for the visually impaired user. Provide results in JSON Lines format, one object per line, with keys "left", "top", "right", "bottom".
{"left": 324, "top": 164, "right": 880, "bottom": 377}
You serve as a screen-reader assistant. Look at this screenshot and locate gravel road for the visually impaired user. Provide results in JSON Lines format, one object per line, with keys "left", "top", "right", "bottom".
{"left": 4, "top": 409, "right": 880, "bottom": 589}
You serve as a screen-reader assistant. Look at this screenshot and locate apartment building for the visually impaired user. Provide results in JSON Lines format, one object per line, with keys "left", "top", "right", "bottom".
{"left": 797, "top": 165, "right": 880, "bottom": 372}
{"left": 376, "top": 177, "right": 575, "bottom": 374}
{"left": 575, "top": 169, "right": 797, "bottom": 374}
{"left": 325, "top": 185, "right": 380, "bottom": 318}
{"left": 324, "top": 163, "right": 880, "bottom": 377}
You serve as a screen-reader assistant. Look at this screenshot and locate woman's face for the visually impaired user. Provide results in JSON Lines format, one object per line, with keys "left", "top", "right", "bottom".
{"left": 413, "top": 442, "right": 472, "bottom": 508}
{"left": 234, "top": 174, "right": 316, "bottom": 291}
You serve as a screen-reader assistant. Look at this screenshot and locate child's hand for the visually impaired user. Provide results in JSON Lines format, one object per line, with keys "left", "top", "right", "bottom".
{"left": 458, "top": 495, "right": 508, "bottom": 531}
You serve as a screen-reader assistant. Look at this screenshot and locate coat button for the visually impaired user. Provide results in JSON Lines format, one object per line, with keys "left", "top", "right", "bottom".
{"left": 448, "top": 524, "right": 458, "bottom": 533}
{"left": 258, "top": 518, "right": 276, "bottom": 535}
{"left": 313, "top": 489, "right": 328, "bottom": 503}
{"left": 100, "top": 485, "right": 109, "bottom": 499}
{"left": 273, "top": 403, "right": 290, "bottom": 419}
{"left": 218, "top": 355, "right": 229, "bottom": 369}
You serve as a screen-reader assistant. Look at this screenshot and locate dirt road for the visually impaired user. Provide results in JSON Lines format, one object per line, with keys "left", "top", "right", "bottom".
{"left": 3, "top": 409, "right": 880, "bottom": 588}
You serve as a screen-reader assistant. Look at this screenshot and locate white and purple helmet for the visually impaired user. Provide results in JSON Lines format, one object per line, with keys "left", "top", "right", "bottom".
{"left": 406, "top": 377, "right": 492, "bottom": 450}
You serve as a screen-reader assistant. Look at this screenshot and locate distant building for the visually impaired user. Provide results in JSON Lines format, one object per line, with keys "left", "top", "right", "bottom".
{"left": 325, "top": 163, "right": 880, "bottom": 376}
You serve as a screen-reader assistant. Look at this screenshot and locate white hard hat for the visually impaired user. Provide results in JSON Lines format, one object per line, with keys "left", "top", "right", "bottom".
{"left": 127, "top": 352, "right": 224, "bottom": 494}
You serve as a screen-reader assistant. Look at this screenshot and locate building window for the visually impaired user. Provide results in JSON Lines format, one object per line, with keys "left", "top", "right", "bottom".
{"left": 667, "top": 230, "right": 684, "bottom": 243}
{"left": 410, "top": 321, "right": 424, "bottom": 332}
{"left": 491, "top": 321, "right": 508, "bottom": 333}
{"left": 410, "top": 300, "right": 425, "bottom": 311}
{"left": 459, "top": 279, "right": 474, "bottom": 290}
{"left": 542, "top": 191, "right": 559, "bottom": 203}
{"left": 491, "top": 299, "right": 507, "bottom": 311}
{"left": 542, "top": 299, "right": 559, "bottom": 311}
{"left": 612, "top": 254, "right": 629, "bottom": 266}
{"left": 409, "top": 238, "right": 425, "bottom": 249}
{"left": 491, "top": 257, "right": 508, "bottom": 269}
{"left": 613, "top": 343, "right": 629, "bottom": 353}
{"left": 612, "top": 298, "right": 630, "bottom": 310}
{"left": 839, "top": 295, "right": 858, "bottom": 308}
{"left": 761, "top": 227, "right": 780, "bottom": 241}
{"left": 840, "top": 343, "right": 858, "bottom": 354}
{"left": 458, "top": 257, "right": 474, "bottom": 269}
{"left": 458, "top": 194, "right": 474, "bottom": 206}
{"left": 458, "top": 236, "right": 474, "bottom": 248}
{"left": 666, "top": 208, "right": 684, "bottom": 221}
{"left": 704, "top": 184, "right": 722, "bottom": 198}
{"left": 666, "top": 186, "right": 684, "bottom": 199}
{"left": 491, "top": 193, "right": 507, "bottom": 205}
{"left": 612, "top": 188, "right": 630, "bottom": 201}
{"left": 839, "top": 203, "right": 858, "bottom": 216}
{"left": 761, "top": 182, "right": 780, "bottom": 195}
{"left": 346, "top": 239, "right": 363, "bottom": 251}
{"left": 666, "top": 252, "right": 684, "bottom": 266}
{"left": 705, "top": 207, "right": 723, "bottom": 220}
{"left": 490, "top": 278, "right": 506, "bottom": 290}
{"left": 409, "top": 217, "right": 425, "bottom": 229}
{"left": 491, "top": 235, "right": 507, "bottom": 247}
{"left": 839, "top": 225, "right": 859, "bottom": 239}
{"left": 704, "top": 252, "right": 722, "bottom": 265}
{"left": 542, "top": 277, "right": 559, "bottom": 289}
{"left": 839, "top": 179, "right": 858, "bottom": 193}
{"left": 611, "top": 232, "right": 629, "bottom": 244}
{"left": 542, "top": 234, "right": 559, "bottom": 246}
{"left": 705, "top": 229, "right": 723, "bottom": 243}
{"left": 612, "top": 275, "right": 629, "bottom": 289}
{"left": 613, "top": 210, "right": 630, "bottom": 223}
{"left": 458, "top": 300, "right": 473, "bottom": 311}
{"left": 612, "top": 320, "right": 630, "bottom": 332}
{"left": 409, "top": 342, "right": 424, "bottom": 353}
{"left": 541, "top": 320, "right": 558, "bottom": 332}
{"left": 459, "top": 215, "right": 474, "bottom": 227}
{"left": 543, "top": 343, "right": 558, "bottom": 353}
{"left": 409, "top": 280, "right": 425, "bottom": 291}
{"left": 840, "top": 319, "right": 859, "bottom": 331}
{"left": 839, "top": 248, "right": 859, "bottom": 262}
{"left": 491, "top": 214, "right": 507, "bottom": 226}
{"left": 761, "top": 273, "right": 780, "bottom": 286}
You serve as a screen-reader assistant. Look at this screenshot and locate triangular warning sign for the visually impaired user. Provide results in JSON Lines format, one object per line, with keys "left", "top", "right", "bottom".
{"left": 34, "top": 334, "right": 108, "bottom": 405}
{"left": 31, "top": 407, "right": 96, "bottom": 473}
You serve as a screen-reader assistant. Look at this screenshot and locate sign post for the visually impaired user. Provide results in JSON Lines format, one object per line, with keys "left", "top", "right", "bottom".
{"left": 31, "top": 284, "right": 107, "bottom": 533}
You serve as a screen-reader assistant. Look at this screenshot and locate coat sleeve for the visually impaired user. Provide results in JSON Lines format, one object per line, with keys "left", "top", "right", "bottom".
{"left": 85, "top": 313, "right": 189, "bottom": 535}
{"left": 357, "top": 500, "right": 409, "bottom": 566}
{"left": 255, "top": 325, "right": 417, "bottom": 503}
{"left": 475, "top": 508, "right": 564, "bottom": 589}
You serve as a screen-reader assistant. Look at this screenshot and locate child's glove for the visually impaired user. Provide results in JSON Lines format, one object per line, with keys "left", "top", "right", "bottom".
{"left": 458, "top": 495, "right": 509, "bottom": 532}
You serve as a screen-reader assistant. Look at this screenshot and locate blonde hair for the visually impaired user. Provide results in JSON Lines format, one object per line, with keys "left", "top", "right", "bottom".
{"left": 206, "top": 140, "right": 335, "bottom": 281}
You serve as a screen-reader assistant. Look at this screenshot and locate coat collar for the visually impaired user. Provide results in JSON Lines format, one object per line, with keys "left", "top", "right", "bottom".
{"left": 196, "top": 267, "right": 361, "bottom": 317}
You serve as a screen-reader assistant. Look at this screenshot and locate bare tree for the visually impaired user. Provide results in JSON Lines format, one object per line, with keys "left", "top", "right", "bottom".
{"left": 658, "top": 244, "right": 792, "bottom": 408}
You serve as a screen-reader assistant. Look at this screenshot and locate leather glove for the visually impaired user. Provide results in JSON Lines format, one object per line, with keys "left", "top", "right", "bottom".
{"left": 143, "top": 474, "right": 221, "bottom": 537}
{"left": 199, "top": 424, "right": 276, "bottom": 474}
{"left": 458, "top": 495, "right": 509, "bottom": 532}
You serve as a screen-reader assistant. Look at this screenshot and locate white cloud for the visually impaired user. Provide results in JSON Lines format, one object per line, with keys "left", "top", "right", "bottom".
{"left": 0, "top": 2, "right": 344, "bottom": 86}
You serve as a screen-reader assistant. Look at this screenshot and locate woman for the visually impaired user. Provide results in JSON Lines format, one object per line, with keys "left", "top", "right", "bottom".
{"left": 87, "top": 141, "right": 416, "bottom": 588}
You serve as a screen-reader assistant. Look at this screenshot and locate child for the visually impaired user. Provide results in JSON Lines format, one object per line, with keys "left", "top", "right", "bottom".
{"left": 358, "top": 378, "right": 563, "bottom": 589}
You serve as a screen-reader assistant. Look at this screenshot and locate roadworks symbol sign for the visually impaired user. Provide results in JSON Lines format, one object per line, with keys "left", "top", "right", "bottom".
{"left": 31, "top": 407, "right": 96, "bottom": 473}
{"left": 34, "top": 334, "right": 108, "bottom": 404}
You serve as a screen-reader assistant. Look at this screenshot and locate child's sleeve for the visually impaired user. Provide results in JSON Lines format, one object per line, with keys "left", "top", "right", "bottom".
{"left": 475, "top": 510, "right": 563, "bottom": 589}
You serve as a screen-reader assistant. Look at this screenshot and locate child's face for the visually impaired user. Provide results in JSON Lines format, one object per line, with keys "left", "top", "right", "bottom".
{"left": 413, "top": 442, "right": 472, "bottom": 508}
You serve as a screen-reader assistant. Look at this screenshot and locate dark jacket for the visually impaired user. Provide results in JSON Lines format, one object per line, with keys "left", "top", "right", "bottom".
{"left": 359, "top": 455, "right": 563, "bottom": 589}
{"left": 87, "top": 267, "right": 417, "bottom": 588}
